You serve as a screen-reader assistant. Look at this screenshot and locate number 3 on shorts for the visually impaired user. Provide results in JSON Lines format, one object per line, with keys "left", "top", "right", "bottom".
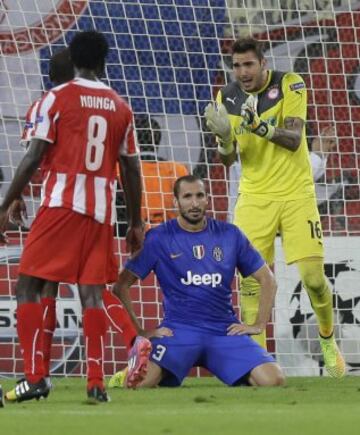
{"left": 152, "top": 344, "right": 167, "bottom": 362}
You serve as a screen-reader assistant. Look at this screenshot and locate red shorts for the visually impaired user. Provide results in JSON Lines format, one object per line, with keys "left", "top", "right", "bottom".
{"left": 19, "top": 207, "right": 118, "bottom": 285}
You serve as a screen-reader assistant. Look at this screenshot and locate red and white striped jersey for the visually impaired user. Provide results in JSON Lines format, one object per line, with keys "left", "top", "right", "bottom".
{"left": 32, "top": 78, "right": 138, "bottom": 225}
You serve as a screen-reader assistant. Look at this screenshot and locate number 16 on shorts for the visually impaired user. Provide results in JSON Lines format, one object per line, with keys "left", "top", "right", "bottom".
{"left": 307, "top": 220, "right": 322, "bottom": 240}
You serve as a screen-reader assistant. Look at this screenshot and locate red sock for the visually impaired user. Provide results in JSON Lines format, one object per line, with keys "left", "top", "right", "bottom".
{"left": 16, "top": 303, "right": 45, "bottom": 384}
{"left": 83, "top": 308, "right": 107, "bottom": 389}
{"left": 41, "top": 297, "right": 56, "bottom": 377}
{"left": 102, "top": 289, "right": 137, "bottom": 351}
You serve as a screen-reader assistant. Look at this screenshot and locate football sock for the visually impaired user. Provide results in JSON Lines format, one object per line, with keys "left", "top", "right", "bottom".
{"left": 102, "top": 289, "right": 137, "bottom": 351}
{"left": 41, "top": 297, "right": 56, "bottom": 377}
{"left": 240, "top": 276, "right": 267, "bottom": 349}
{"left": 297, "top": 258, "right": 333, "bottom": 338}
{"left": 83, "top": 308, "right": 107, "bottom": 387}
{"left": 16, "top": 303, "right": 45, "bottom": 384}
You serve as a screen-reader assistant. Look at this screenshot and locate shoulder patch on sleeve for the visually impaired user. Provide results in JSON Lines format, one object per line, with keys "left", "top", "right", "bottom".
{"left": 290, "top": 82, "right": 305, "bottom": 91}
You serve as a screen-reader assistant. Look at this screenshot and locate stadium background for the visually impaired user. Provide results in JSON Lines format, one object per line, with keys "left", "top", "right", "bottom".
{"left": 0, "top": 0, "right": 359, "bottom": 378}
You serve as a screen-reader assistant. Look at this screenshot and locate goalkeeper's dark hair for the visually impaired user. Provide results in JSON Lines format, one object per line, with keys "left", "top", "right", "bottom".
{"left": 49, "top": 48, "right": 74, "bottom": 85}
{"left": 173, "top": 175, "right": 204, "bottom": 199}
{"left": 232, "top": 37, "right": 264, "bottom": 61}
{"left": 69, "top": 30, "right": 109, "bottom": 71}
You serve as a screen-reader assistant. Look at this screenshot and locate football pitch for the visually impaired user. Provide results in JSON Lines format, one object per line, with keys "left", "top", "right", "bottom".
{"left": 1, "top": 377, "right": 359, "bottom": 435}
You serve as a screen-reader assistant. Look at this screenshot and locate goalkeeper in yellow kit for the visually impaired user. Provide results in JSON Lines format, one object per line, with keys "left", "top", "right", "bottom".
{"left": 204, "top": 37, "right": 345, "bottom": 378}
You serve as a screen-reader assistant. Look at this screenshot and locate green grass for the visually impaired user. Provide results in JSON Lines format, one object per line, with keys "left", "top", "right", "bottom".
{"left": 1, "top": 377, "right": 360, "bottom": 435}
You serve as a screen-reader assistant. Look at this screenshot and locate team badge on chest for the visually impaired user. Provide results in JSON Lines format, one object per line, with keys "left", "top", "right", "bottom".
{"left": 267, "top": 87, "right": 279, "bottom": 99}
{"left": 193, "top": 245, "right": 205, "bottom": 260}
{"left": 212, "top": 246, "right": 223, "bottom": 262}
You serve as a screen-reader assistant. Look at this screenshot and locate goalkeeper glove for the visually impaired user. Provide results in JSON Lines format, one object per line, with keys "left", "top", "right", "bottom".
{"left": 204, "top": 103, "right": 234, "bottom": 155}
{"left": 241, "top": 95, "right": 275, "bottom": 140}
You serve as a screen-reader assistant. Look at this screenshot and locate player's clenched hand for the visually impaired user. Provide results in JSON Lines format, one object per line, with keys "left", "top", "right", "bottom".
{"left": 141, "top": 327, "right": 173, "bottom": 339}
{"left": 204, "top": 103, "right": 232, "bottom": 143}
{"left": 227, "top": 323, "right": 263, "bottom": 336}
{"left": 241, "top": 94, "right": 274, "bottom": 139}
{"left": 8, "top": 198, "right": 27, "bottom": 227}
{"left": 126, "top": 224, "right": 144, "bottom": 255}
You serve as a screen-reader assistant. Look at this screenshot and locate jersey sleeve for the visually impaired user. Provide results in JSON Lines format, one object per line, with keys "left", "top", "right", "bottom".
{"left": 125, "top": 229, "right": 159, "bottom": 279}
{"left": 20, "top": 100, "right": 40, "bottom": 147}
{"left": 235, "top": 227, "right": 265, "bottom": 277}
{"left": 282, "top": 72, "right": 307, "bottom": 121}
{"left": 32, "top": 91, "right": 58, "bottom": 143}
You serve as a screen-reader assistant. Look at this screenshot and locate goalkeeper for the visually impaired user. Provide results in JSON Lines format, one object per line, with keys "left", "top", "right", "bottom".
{"left": 204, "top": 37, "right": 345, "bottom": 378}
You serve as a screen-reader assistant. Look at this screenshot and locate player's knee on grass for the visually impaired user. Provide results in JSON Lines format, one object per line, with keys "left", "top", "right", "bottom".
{"left": 137, "top": 361, "right": 164, "bottom": 388}
{"left": 78, "top": 285, "right": 104, "bottom": 309}
{"left": 15, "top": 274, "right": 46, "bottom": 303}
{"left": 249, "top": 362, "right": 285, "bottom": 387}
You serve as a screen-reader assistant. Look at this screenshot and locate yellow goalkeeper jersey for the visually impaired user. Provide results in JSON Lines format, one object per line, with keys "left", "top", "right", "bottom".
{"left": 217, "top": 70, "right": 315, "bottom": 200}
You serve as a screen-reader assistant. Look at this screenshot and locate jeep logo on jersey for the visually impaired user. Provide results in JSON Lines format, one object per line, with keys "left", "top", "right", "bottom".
{"left": 193, "top": 245, "right": 205, "bottom": 260}
{"left": 181, "top": 270, "right": 222, "bottom": 287}
{"left": 0, "top": 1, "right": 87, "bottom": 54}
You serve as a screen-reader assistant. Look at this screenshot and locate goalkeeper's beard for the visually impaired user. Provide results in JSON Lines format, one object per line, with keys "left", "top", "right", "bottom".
{"left": 179, "top": 208, "right": 206, "bottom": 226}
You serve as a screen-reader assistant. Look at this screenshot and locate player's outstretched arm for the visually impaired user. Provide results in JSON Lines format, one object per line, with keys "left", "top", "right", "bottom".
{"left": 228, "top": 263, "right": 277, "bottom": 336}
{"left": 119, "top": 154, "right": 144, "bottom": 254}
{"left": 112, "top": 269, "right": 173, "bottom": 339}
{"left": 112, "top": 268, "right": 143, "bottom": 333}
{"left": 252, "top": 263, "right": 277, "bottom": 330}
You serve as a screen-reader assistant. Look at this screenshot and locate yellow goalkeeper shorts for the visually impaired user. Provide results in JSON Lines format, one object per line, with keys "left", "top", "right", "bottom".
{"left": 233, "top": 194, "right": 324, "bottom": 265}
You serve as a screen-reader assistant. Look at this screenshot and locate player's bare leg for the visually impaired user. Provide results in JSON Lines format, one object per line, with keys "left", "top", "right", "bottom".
{"left": 79, "top": 284, "right": 110, "bottom": 403}
{"left": 248, "top": 362, "right": 285, "bottom": 387}
{"left": 132, "top": 361, "right": 163, "bottom": 388}
{"left": 297, "top": 257, "right": 346, "bottom": 378}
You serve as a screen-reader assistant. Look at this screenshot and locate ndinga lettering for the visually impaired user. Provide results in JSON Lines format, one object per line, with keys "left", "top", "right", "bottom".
{"left": 80, "top": 95, "right": 116, "bottom": 112}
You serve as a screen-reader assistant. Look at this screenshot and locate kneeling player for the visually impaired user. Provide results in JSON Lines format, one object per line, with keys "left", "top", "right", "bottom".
{"left": 109, "top": 175, "right": 285, "bottom": 388}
